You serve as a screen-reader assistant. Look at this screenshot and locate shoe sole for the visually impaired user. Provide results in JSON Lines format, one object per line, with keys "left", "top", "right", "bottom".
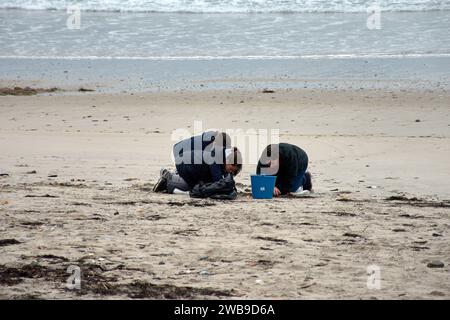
{"left": 152, "top": 176, "right": 167, "bottom": 192}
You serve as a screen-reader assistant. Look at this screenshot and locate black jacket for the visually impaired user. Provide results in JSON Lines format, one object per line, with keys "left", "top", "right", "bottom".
{"left": 173, "top": 131, "right": 222, "bottom": 162}
{"left": 175, "top": 147, "right": 226, "bottom": 189}
{"left": 256, "top": 143, "right": 308, "bottom": 194}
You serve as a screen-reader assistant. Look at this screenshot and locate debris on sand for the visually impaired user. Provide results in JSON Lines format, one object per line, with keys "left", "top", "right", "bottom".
{"left": 24, "top": 194, "right": 59, "bottom": 198}
{"left": 0, "top": 262, "right": 113, "bottom": 289}
{"left": 20, "top": 221, "right": 45, "bottom": 227}
{"left": 199, "top": 270, "right": 210, "bottom": 276}
{"left": 167, "top": 201, "right": 186, "bottom": 207}
{"left": 115, "top": 280, "right": 235, "bottom": 299}
{"left": 398, "top": 213, "right": 424, "bottom": 219}
{"left": 429, "top": 291, "right": 445, "bottom": 296}
{"left": 36, "top": 255, "right": 70, "bottom": 263}
{"left": 427, "top": 261, "right": 445, "bottom": 268}
{"left": 299, "top": 282, "right": 316, "bottom": 289}
{"left": 173, "top": 229, "right": 200, "bottom": 236}
{"left": 322, "top": 211, "right": 356, "bottom": 217}
{"left": 253, "top": 236, "right": 289, "bottom": 244}
{"left": 385, "top": 195, "right": 450, "bottom": 208}
{"left": 335, "top": 195, "right": 366, "bottom": 203}
{"left": 262, "top": 88, "right": 275, "bottom": 93}
{"left": 254, "top": 260, "right": 278, "bottom": 268}
{"left": 411, "top": 246, "right": 430, "bottom": 251}
{"left": 78, "top": 87, "right": 95, "bottom": 92}
{"left": 0, "top": 239, "right": 21, "bottom": 247}
{"left": 385, "top": 195, "right": 419, "bottom": 201}
{"left": 145, "top": 214, "right": 165, "bottom": 221}
{"left": 0, "top": 262, "right": 235, "bottom": 298}
{"left": 70, "top": 201, "right": 92, "bottom": 207}
{"left": 0, "top": 87, "right": 59, "bottom": 96}
{"left": 342, "top": 233, "right": 366, "bottom": 239}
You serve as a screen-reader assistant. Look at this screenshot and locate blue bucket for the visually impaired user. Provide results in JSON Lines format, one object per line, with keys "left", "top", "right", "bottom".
{"left": 251, "top": 175, "right": 277, "bottom": 199}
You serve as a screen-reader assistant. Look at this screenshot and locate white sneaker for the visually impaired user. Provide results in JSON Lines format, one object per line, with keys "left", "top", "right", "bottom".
{"left": 291, "top": 187, "right": 311, "bottom": 197}
{"left": 173, "top": 188, "right": 189, "bottom": 195}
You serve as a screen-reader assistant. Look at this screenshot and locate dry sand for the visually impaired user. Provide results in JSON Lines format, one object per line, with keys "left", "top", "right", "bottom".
{"left": 0, "top": 88, "right": 449, "bottom": 299}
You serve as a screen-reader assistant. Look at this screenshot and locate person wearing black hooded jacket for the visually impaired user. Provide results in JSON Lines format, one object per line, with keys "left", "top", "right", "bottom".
{"left": 256, "top": 143, "right": 312, "bottom": 196}
{"left": 153, "top": 131, "right": 242, "bottom": 194}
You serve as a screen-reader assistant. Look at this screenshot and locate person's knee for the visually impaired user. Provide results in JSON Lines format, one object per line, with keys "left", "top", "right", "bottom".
{"left": 167, "top": 173, "right": 189, "bottom": 193}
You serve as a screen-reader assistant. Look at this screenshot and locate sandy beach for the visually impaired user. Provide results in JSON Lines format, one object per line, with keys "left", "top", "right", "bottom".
{"left": 0, "top": 88, "right": 449, "bottom": 299}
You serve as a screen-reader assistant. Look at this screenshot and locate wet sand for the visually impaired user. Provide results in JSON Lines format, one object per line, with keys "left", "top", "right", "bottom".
{"left": 0, "top": 88, "right": 449, "bottom": 299}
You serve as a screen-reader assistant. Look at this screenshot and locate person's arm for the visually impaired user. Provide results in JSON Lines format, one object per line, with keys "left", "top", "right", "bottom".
{"left": 276, "top": 175, "right": 292, "bottom": 195}
{"left": 210, "top": 164, "right": 225, "bottom": 182}
{"left": 256, "top": 161, "right": 261, "bottom": 175}
{"left": 273, "top": 186, "right": 281, "bottom": 196}
{"left": 278, "top": 146, "right": 299, "bottom": 194}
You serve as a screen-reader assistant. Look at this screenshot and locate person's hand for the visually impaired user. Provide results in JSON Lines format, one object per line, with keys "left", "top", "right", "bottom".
{"left": 273, "top": 187, "right": 281, "bottom": 197}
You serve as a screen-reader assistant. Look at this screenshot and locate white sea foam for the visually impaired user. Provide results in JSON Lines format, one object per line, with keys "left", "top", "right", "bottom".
{"left": 2, "top": 53, "right": 450, "bottom": 60}
{"left": 1, "top": 0, "right": 449, "bottom": 13}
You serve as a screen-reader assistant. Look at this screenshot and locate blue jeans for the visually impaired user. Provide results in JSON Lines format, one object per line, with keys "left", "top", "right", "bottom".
{"left": 290, "top": 170, "right": 307, "bottom": 192}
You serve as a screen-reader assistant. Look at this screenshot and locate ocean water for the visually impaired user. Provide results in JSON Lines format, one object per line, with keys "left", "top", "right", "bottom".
{"left": 0, "top": 1, "right": 449, "bottom": 91}
{"left": 1, "top": 0, "right": 450, "bottom": 58}
{"left": 1, "top": 0, "right": 450, "bottom": 13}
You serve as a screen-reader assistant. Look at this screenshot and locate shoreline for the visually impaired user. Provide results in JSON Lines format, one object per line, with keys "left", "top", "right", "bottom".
{"left": 2, "top": 56, "right": 450, "bottom": 94}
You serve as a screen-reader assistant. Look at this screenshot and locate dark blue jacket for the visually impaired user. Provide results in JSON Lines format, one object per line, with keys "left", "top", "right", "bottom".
{"left": 176, "top": 147, "right": 225, "bottom": 189}
{"left": 173, "top": 131, "right": 218, "bottom": 163}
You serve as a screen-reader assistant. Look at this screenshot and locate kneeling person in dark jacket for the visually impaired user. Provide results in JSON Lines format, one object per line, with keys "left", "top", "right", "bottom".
{"left": 154, "top": 131, "right": 242, "bottom": 194}
{"left": 256, "top": 143, "right": 312, "bottom": 197}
